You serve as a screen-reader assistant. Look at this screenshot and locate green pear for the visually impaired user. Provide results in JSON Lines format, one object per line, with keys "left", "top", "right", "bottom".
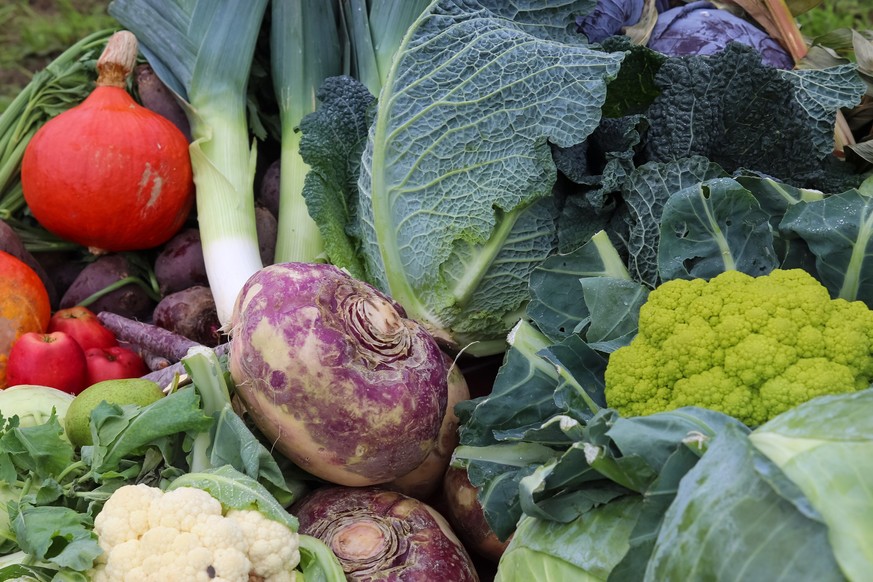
{"left": 65, "top": 378, "right": 164, "bottom": 447}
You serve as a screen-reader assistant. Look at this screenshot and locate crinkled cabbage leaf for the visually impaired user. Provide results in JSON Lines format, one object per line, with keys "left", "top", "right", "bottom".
{"left": 303, "top": 0, "right": 624, "bottom": 355}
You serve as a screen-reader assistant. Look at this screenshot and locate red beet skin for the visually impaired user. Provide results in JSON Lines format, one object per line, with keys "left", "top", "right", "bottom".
{"left": 228, "top": 262, "right": 448, "bottom": 486}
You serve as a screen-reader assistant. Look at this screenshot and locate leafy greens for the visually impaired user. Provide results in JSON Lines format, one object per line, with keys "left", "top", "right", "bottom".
{"left": 300, "top": 0, "right": 866, "bottom": 356}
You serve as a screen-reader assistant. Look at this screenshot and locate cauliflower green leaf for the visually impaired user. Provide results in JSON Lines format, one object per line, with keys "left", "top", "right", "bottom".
{"left": 780, "top": 188, "right": 873, "bottom": 305}
{"left": 645, "top": 425, "right": 844, "bottom": 582}
{"left": 750, "top": 389, "right": 873, "bottom": 581}
{"left": 657, "top": 177, "right": 779, "bottom": 281}
{"left": 168, "top": 466, "right": 298, "bottom": 532}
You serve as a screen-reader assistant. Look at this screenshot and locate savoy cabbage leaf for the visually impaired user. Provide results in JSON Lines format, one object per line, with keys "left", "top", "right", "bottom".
{"left": 356, "top": 0, "right": 624, "bottom": 354}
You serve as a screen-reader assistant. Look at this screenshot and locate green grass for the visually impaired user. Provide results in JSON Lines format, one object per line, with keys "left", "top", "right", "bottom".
{"left": 0, "top": 0, "right": 869, "bottom": 114}
{"left": 0, "top": 0, "right": 116, "bottom": 112}
{"left": 795, "top": 0, "right": 872, "bottom": 39}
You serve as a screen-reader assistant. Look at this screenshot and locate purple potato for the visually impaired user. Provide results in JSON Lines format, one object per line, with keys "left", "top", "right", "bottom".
{"left": 228, "top": 262, "right": 448, "bottom": 486}
{"left": 152, "top": 285, "right": 222, "bottom": 347}
{"left": 294, "top": 486, "right": 479, "bottom": 581}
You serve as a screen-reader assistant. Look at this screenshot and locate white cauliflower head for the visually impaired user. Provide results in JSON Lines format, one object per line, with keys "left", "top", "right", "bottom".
{"left": 90, "top": 484, "right": 300, "bottom": 582}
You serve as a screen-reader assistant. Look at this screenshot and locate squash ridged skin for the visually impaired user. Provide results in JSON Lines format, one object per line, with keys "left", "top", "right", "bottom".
{"left": 21, "top": 86, "right": 194, "bottom": 252}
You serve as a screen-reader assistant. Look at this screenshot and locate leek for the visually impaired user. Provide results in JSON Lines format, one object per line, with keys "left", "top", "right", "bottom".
{"left": 108, "top": 0, "right": 268, "bottom": 324}
{"left": 271, "top": 0, "right": 342, "bottom": 264}
{"left": 339, "top": 0, "right": 432, "bottom": 96}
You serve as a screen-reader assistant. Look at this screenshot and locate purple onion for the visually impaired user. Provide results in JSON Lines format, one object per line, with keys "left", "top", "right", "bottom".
{"left": 228, "top": 263, "right": 448, "bottom": 486}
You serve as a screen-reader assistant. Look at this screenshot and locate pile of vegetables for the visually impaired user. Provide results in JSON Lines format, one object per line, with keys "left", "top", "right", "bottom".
{"left": 0, "top": 0, "right": 872, "bottom": 580}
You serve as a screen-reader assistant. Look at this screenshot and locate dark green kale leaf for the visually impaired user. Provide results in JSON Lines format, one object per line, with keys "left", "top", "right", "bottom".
{"left": 644, "top": 43, "right": 865, "bottom": 189}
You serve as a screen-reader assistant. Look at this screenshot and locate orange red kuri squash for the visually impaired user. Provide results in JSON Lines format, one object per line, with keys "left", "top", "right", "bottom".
{"left": 0, "top": 250, "right": 52, "bottom": 389}
{"left": 21, "top": 31, "right": 193, "bottom": 254}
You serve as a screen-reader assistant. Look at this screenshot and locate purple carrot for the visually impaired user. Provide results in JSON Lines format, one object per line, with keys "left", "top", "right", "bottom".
{"left": 118, "top": 339, "right": 172, "bottom": 372}
{"left": 143, "top": 342, "right": 231, "bottom": 386}
{"left": 97, "top": 311, "right": 201, "bottom": 362}
{"left": 143, "top": 352, "right": 172, "bottom": 371}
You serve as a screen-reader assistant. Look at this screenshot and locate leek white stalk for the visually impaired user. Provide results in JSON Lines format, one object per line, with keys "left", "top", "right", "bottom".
{"left": 108, "top": 0, "right": 268, "bottom": 324}
{"left": 271, "top": 0, "right": 342, "bottom": 264}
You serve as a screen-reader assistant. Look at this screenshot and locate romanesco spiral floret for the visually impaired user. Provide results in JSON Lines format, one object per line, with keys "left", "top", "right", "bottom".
{"left": 604, "top": 269, "right": 873, "bottom": 426}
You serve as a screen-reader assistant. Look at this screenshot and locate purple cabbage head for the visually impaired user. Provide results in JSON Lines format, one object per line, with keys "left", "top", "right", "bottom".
{"left": 576, "top": 0, "right": 645, "bottom": 43}
{"left": 647, "top": 1, "right": 793, "bottom": 69}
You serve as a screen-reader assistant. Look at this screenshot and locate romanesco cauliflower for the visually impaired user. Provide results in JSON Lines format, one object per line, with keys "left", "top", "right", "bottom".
{"left": 604, "top": 269, "right": 873, "bottom": 426}
{"left": 89, "top": 483, "right": 300, "bottom": 582}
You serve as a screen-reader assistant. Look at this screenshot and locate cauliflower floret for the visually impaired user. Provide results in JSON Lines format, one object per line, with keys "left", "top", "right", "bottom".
{"left": 604, "top": 269, "right": 873, "bottom": 427}
{"left": 148, "top": 485, "right": 223, "bottom": 530}
{"left": 670, "top": 367, "right": 760, "bottom": 425}
{"left": 90, "top": 484, "right": 300, "bottom": 582}
{"left": 92, "top": 483, "right": 163, "bottom": 550}
{"left": 723, "top": 333, "right": 796, "bottom": 387}
{"left": 227, "top": 509, "right": 301, "bottom": 582}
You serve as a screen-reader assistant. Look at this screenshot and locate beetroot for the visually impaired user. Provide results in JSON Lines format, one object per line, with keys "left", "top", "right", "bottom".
{"left": 255, "top": 205, "right": 277, "bottom": 266}
{"left": 152, "top": 285, "right": 222, "bottom": 347}
{"left": 134, "top": 63, "right": 191, "bottom": 141}
{"left": 257, "top": 158, "right": 280, "bottom": 219}
{"left": 33, "top": 250, "right": 87, "bottom": 305}
{"left": 60, "top": 254, "right": 156, "bottom": 320}
{"left": 153, "top": 228, "right": 209, "bottom": 295}
{"left": 228, "top": 263, "right": 448, "bottom": 487}
{"left": 294, "top": 486, "right": 479, "bottom": 581}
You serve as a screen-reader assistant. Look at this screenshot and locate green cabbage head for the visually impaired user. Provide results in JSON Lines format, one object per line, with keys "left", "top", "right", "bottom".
{"left": 750, "top": 389, "right": 873, "bottom": 581}
{"left": 495, "top": 496, "right": 642, "bottom": 581}
{"left": 0, "top": 384, "right": 74, "bottom": 429}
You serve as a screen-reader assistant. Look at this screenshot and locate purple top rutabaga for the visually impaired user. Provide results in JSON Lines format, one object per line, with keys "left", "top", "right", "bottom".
{"left": 228, "top": 263, "right": 448, "bottom": 487}
{"left": 294, "top": 486, "right": 480, "bottom": 581}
